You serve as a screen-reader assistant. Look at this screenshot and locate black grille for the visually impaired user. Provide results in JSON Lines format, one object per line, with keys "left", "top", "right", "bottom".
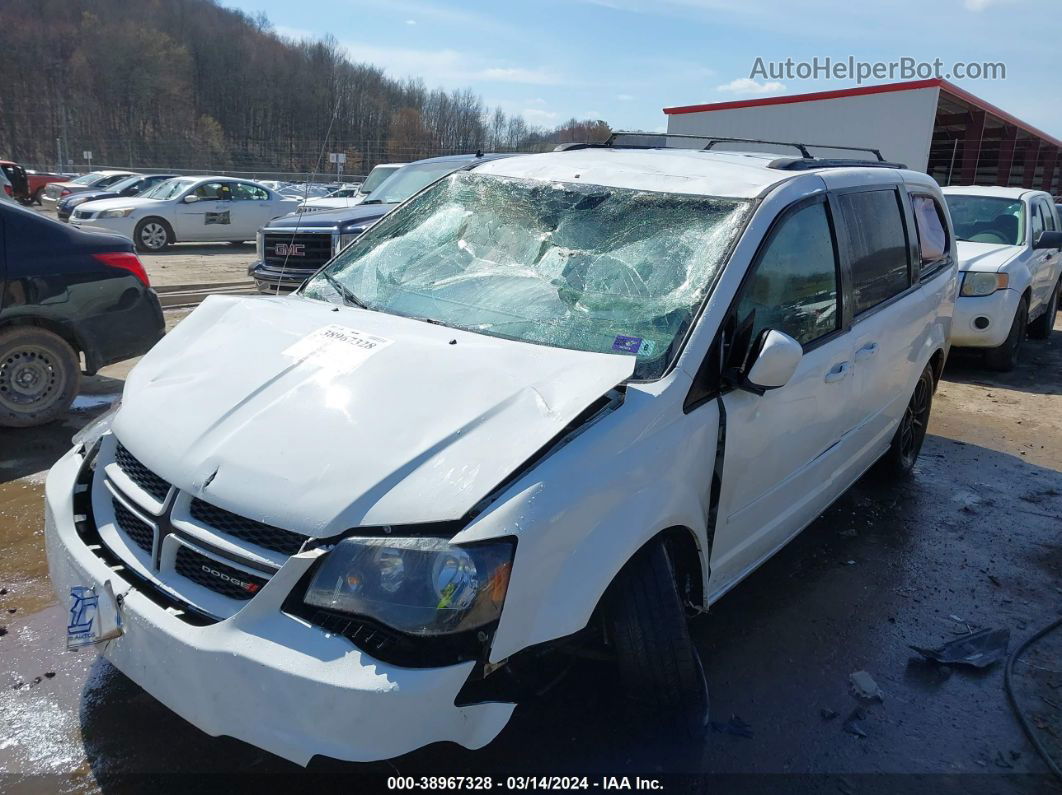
{"left": 174, "top": 546, "right": 268, "bottom": 601}
{"left": 114, "top": 442, "right": 170, "bottom": 501}
{"left": 189, "top": 498, "right": 306, "bottom": 556}
{"left": 112, "top": 499, "right": 154, "bottom": 555}
{"left": 262, "top": 231, "right": 333, "bottom": 271}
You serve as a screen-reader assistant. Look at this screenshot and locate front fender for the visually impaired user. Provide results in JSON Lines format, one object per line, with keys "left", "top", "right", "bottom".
{"left": 455, "top": 384, "right": 719, "bottom": 663}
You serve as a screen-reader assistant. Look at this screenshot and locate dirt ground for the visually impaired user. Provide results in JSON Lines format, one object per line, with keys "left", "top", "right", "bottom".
{"left": 138, "top": 242, "right": 256, "bottom": 287}
{"left": 1, "top": 300, "right": 1060, "bottom": 793}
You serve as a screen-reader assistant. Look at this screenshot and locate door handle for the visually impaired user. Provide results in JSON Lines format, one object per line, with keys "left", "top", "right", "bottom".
{"left": 824, "top": 362, "right": 849, "bottom": 383}
{"left": 855, "top": 342, "right": 878, "bottom": 362}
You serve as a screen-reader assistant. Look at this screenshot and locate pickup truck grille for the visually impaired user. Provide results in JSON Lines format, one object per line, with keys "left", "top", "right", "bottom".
{"left": 262, "top": 231, "right": 333, "bottom": 271}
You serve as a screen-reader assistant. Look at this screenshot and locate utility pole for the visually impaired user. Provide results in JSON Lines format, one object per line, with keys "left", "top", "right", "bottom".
{"left": 56, "top": 137, "right": 62, "bottom": 173}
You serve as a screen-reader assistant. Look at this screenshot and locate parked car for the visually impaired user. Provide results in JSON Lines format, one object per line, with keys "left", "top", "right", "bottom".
{"left": 40, "top": 170, "right": 139, "bottom": 208}
{"left": 44, "top": 140, "right": 957, "bottom": 764}
{"left": 58, "top": 173, "right": 180, "bottom": 221}
{"left": 349, "top": 162, "right": 403, "bottom": 202}
{"left": 0, "top": 161, "right": 67, "bottom": 205}
{"left": 0, "top": 168, "right": 13, "bottom": 204}
{"left": 252, "top": 154, "right": 507, "bottom": 291}
{"left": 296, "top": 183, "right": 367, "bottom": 213}
{"left": 70, "top": 176, "right": 298, "bottom": 251}
{"left": 0, "top": 202, "right": 163, "bottom": 427}
{"left": 942, "top": 186, "right": 1062, "bottom": 370}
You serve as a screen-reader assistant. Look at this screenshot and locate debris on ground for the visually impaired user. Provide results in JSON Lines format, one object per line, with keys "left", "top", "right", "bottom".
{"left": 909, "top": 628, "right": 1010, "bottom": 668}
{"left": 0, "top": 626, "right": 7, "bottom": 637}
{"left": 820, "top": 708, "right": 838, "bottom": 721}
{"left": 849, "top": 670, "right": 884, "bottom": 702}
{"left": 710, "top": 715, "right": 753, "bottom": 739}
{"left": 843, "top": 708, "right": 868, "bottom": 738}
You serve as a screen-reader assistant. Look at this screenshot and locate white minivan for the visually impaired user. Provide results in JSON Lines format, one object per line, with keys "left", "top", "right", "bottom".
{"left": 45, "top": 138, "right": 956, "bottom": 765}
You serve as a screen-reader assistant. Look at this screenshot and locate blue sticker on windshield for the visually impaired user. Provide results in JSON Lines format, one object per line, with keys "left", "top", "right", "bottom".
{"left": 612, "top": 335, "right": 643, "bottom": 354}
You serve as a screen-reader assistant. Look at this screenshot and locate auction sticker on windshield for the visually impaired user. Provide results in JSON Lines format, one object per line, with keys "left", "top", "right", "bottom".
{"left": 284, "top": 325, "right": 393, "bottom": 372}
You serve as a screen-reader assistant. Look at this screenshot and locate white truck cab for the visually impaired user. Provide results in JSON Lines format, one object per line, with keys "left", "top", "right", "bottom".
{"left": 45, "top": 136, "right": 956, "bottom": 765}
{"left": 942, "top": 186, "right": 1062, "bottom": 370}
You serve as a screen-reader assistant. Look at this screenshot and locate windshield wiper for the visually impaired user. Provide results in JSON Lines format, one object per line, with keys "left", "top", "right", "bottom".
{"left": 322, "top": 271, "right": 367, "bottom": 309}
{"left": 360, "top": 198, "right": 384, "bottom": 205}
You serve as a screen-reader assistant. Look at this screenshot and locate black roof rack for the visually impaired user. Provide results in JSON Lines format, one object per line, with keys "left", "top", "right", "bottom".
{"left": 555, "top": 131, "right": 894, "bottom": 166}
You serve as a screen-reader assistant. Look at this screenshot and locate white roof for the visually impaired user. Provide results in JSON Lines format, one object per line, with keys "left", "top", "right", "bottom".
{"left": 473, "top": 148, "right": 923, "bottom": 199}
{"left": 942, "top": 185, "right": 1048, "bottom": 200}
{"left": 474, "top": 148, "right": 809, "bottom": 199}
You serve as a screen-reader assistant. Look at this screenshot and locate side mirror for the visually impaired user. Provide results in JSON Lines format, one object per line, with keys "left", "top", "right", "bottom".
{"left": 183, "top": 194, "right": 199, "bottom": 203}
{"left": 742, "top": 329, "right": 803, "bottom": 395}
{"left": 1034, "top": 230, "right": 1062, "bottom": 250}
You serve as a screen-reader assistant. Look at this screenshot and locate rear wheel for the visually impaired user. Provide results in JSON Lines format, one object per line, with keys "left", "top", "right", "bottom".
{"left": 604, "top": 540, "right": 709, "bottom": 735}
{"left": 1028, "top": 279, "right": 1060, "bottom": 340}
{"left": 984, "top": 297, "right": 1028, "bottom": 371}
{"left": 876, "top": 362, "right": 934, "bottom": 477}
{"left": 0, "top": 327, "right": 80, "bottom": 428}
{"left": 134, "top": 218, "right": 171, "bottom": 252}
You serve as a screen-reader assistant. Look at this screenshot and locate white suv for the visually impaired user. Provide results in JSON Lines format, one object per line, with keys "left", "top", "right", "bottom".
{"left": 942, "top": 186, "right": 1062, "bottom": 370}
{"left": 45, "top": 139, "right": 956, "bottom": 765}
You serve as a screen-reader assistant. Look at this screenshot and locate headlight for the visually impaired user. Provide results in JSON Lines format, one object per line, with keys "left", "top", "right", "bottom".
{"left": 303, "top": 536, "right": 514, "bottom": 636}
{"left": 256, "top": 231, "right": 264, "bottom": 263}
{"left": 100, "top": 208, "right": 135, "bottom": 218}
{"left": 960, "top": 272, "right": 1008, "bottom": 297}
{"left": 336, "top": 228, "right": 365, "bottom": 254}
{"left": 71, "top": 401, "right": 120, "bottom": 449}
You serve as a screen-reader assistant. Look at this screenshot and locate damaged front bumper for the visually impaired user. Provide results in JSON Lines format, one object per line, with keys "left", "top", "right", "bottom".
{"left": 43, "top": 446, "right": 514, "bottom": 766}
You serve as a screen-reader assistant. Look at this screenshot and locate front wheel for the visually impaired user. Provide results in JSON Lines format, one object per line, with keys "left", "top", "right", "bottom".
{"left": 875, "top": 362, "right": 934, "bottom": 477}
{"left": 134, "top": 218, "right": 171, "bottom": 252}
{"left": 0, "top": 327, "right": 80, "bottom": 428}
{"left": 604, "top": 540, "right": 709, "bottom": 736}
{"left": 1027, "top": 279, "right": 1059, "bottom": 340}
{"left": 984, "top": 298, "right": 1027, "bottom": 371}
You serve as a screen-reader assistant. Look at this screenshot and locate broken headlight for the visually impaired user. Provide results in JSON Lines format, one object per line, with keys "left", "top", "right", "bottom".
{"left": 303, "top": 537, "right": 514, "bottom": 636}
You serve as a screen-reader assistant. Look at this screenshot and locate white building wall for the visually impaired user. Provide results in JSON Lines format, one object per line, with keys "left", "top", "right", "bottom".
{"left": 666, "top": 86, "right": 941, "bottom": 171}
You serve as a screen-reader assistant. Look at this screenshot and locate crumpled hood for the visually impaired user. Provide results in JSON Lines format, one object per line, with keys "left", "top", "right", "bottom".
{"left": 115, "top": 295, "right": 635, "bottom": 535}
{"left": 956, "top": 240, "right": 1022, "bottom": 273}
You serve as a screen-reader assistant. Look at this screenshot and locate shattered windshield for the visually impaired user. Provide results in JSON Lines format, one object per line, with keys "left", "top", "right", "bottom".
{"left": 303, "top": 172, "right": 751, "bottom": 378}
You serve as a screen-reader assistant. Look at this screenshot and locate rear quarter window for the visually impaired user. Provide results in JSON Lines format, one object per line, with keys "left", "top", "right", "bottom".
{"left": 836, "top": 189, "right": 911, "bottom": 315}
{"left": 911, "top": 195, "right": 950, "bottom": 270}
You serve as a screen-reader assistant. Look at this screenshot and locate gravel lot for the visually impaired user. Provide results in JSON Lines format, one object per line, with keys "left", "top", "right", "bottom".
{"left": 0, "top": 266, "right": 1060, "bottom": 792}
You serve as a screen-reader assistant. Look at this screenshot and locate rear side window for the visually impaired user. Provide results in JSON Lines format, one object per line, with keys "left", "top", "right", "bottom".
{"left": 836, "top": 190, "right": 910, "bottom": 315}
{"left": 1031, "top": 201, "right": 1045, "bottom": 241}
{"left": 911, "top": 195, "right": 949, "bottom": 267}
{"left": 1036, "top": 198, "right": 1056, "bottom": 232}
{"left": 734, "top": 201, "right": 840, "bottom": 347}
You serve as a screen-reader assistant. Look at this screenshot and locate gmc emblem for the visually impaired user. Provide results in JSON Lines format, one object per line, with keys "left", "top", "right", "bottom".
{"left": 274, "top": 242, "right": 305, "bottom": 257}
{"left": 201, "top": 563, "right": 261, "bottom": 593}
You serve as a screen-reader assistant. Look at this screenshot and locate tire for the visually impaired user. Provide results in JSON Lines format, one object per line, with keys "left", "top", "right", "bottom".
{"left": 604, "top": 540, "right": 709, "bottom": 735}
{"left": 984, "top": 297, "right": 1028, "bottom": 371}
{"left": 0, "top": 327, "right": 80, "bottom": 428}
{"left": 875, "top": 362, "right": 934, "bottom": 478}
{"left": 1028, "top": 279, "right": 1060, "bottom": 340}
{"left": 134, "top": 218, "right": 172, "bottom": 252}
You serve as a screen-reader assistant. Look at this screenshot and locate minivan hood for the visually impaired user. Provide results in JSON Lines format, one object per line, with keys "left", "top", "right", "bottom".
{"left": 955, "top": 240, "right": 1022, "bottom": 273}
{"left": 115, "top": 295, "right": 635, "bottom": 535}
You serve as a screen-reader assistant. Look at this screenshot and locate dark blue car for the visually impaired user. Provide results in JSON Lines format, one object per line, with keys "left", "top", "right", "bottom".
{"left": 0, "top": 202, "right": 164, "bottom": 426}
{"left": 57, "top": 173, "right": 179, "bottom": 221}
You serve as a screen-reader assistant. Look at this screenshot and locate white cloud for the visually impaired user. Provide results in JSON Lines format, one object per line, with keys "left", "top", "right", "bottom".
{"left": 341, "top": 42, "right": 562, "bottom": 86}
{"left": 616, "top": 93, "right": 635, "bottom": 101}
{"left": 523, "top": 108, "right": 560, "bottom": 125}
{"left": 964, "top": 0, "right": 1013, "bottom": 8}
{"left": 716, "top": 77, "right": 786, "bottom": 95}
{"left": 404, "top": 19, "right": 416, "bottom": 25}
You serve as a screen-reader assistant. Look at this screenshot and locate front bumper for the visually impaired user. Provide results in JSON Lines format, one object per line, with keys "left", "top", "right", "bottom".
{"left": 44, "top": 446, "right": 514, "bottom": 765}
{"left": 950, "top": 287, "right": 1022, "bottom": 348}
{"left": 249, "top": 260, "right": 319, "bottom": 292}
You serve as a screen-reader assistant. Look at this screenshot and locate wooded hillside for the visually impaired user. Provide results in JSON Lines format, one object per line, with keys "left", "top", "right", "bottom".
{"left": 0, "top": 0, "right": 610, "bottom": 176}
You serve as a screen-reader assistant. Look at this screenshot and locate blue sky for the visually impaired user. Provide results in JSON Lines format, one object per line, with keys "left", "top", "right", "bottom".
{"left": 230, "top": 0, "right": 1060, "bottom": 137}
